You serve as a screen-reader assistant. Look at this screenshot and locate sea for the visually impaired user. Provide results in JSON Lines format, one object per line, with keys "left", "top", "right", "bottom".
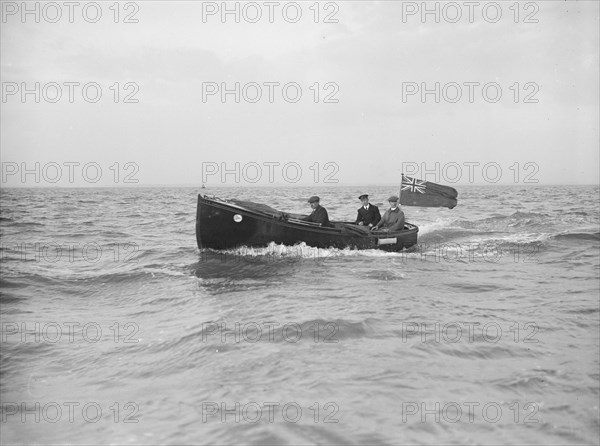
{"left": 0, "top": 185, "right": 598, "bottom": 445}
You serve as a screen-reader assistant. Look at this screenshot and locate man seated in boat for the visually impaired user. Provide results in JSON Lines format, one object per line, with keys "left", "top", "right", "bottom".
{"left": 371, "top": 196, "right": 405, "bottom": 232}
{"left": 355, "top": 194, "right": 381, "bottom": 229}
{"left": 302, "top": 196, "right": 332, "bottom": 227}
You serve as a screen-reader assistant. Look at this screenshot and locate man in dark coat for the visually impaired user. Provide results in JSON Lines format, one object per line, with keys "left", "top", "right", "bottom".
{"left": 302, "top": 196, "right": 331, "bottom": 227}
{"left": 355, "top": 194, "right": 381, "bottom": 228}
{"left": 372, "top": 196, "right": 405, "bottom": 232}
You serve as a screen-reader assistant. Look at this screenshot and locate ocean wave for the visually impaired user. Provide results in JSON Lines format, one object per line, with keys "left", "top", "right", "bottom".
{"left": 419, "top": 210, "right": 597, "bottom": 239}
{"left": 420, "top": 343, "right": 543, "bottom": 360}
{"left": 552, "top": 232, "right": 600, "bottom": 242}
{"left": 453, "top": 211, "right": 551, "bottom": 230}
{"left": 159, "top": 317, "right": 379, "bottom": 351}
{"left": 4, "top": 221, "right": 45, "bottom": 228}
{"left": 0, "top": 278, "right": 30, "bottom": 290}
{"left": 0, "top": 265, "right": 183, "bottom": 286}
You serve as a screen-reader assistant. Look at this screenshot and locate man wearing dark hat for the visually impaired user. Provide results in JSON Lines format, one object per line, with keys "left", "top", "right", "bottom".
{"left": 302, "top": 196, "right": 331, "bottom": 227}
{"left": 355, "top": 194, "right": 381, "bottom": 228}
{"left": 372, "top": 196, "right": 405, "bottom": 232}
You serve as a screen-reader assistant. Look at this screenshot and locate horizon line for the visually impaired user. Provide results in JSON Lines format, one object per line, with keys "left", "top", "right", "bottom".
{"left": 1, "top": 183, "right": 599, "bottom": 189}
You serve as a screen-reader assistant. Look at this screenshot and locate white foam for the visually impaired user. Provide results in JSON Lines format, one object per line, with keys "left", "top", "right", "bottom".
{"left": 216, "top": 242, "right": 404, "bottom": 259}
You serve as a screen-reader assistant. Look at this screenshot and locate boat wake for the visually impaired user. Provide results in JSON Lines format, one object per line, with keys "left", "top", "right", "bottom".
{"left": 200, "top": 209, "right": 598, "bottom": 261}
{"left": 207, "top": 242, "right": 408, "bottom": 260}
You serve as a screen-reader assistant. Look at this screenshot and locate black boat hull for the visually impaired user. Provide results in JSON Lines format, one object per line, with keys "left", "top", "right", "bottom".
{"left": 195, "top": 195, "right": 418, "bottom": 252}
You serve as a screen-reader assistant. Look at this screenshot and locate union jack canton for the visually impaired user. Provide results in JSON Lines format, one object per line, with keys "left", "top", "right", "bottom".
{"left": 401, "top": 176, "right": 426, "bottom": 194}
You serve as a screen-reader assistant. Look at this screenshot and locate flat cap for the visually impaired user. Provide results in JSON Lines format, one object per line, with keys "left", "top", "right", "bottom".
{"left": 358, "top": 194, "right": 369, "bottom": 200}
{"left": 387, "top": 195, "right": 399, "bottom": 202}
{"left": 307, "top": 196, "right": 320, "bottom": 203}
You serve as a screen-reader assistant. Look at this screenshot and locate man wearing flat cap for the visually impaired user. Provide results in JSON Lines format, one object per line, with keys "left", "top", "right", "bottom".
{"left": 302, "top": 196, "right": 331, "bottom": 227}
{"left": 372, "top": 196, "right": 405, "bottom": 232}
{"left": 355, "top": 194, "right": 381, "bottom": 229}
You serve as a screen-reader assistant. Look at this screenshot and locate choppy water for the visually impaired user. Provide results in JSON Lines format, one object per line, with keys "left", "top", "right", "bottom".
{"left": 1, "top": 185, "right": 599, "bottom": 445}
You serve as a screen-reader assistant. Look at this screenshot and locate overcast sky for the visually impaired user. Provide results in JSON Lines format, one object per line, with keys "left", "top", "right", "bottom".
{"left": 1, "top": 0, "right": 598, "bottom": 187}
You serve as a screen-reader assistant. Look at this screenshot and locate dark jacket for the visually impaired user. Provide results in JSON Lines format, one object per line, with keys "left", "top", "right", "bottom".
{"left": 355, "top": 204, "right": 381, "bottom": 226}
{"left": 374, "top": 207, "right": 405, "bottom": 232}
{"left": 302, "top": 205, "right": 331, "bottom": 227}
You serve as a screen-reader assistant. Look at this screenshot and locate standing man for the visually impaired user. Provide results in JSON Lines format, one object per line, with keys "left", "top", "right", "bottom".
{"left": 372, "top": 196, "right": 405, "bottom": 232}
{"left": 355, "top": 194, "right": 381, "bottom": 229}
{"left": 302, "top": 196, "right": 331, "bottom": 227}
